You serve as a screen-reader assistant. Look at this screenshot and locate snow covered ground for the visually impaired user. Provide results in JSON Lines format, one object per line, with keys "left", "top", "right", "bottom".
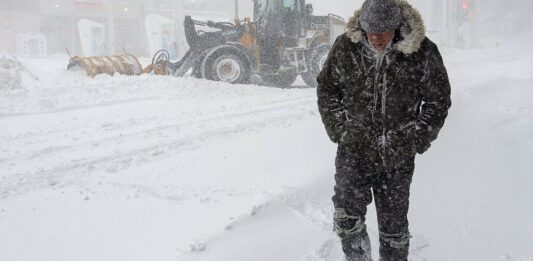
{"left": 0, "top": 43, "right": 532, "bottom": 261}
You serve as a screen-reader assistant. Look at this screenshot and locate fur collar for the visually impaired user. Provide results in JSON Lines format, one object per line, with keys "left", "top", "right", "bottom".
{"left": 345, "top": 0, "right": 426, "bottom": 55}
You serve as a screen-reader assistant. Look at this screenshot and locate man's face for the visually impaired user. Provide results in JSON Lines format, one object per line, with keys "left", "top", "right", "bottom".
{"left": 366, "top": 31, "right": 395, "bottom": 52}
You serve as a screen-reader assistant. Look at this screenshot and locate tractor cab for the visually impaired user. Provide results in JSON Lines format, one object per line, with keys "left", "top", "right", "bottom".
{"left": 254, "top": 0, "right": 308, "bottom": 68}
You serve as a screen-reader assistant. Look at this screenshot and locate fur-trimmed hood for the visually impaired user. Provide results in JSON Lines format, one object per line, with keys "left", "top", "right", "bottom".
{"left": 346, "top": 0, "right": 426, "bottom": 55}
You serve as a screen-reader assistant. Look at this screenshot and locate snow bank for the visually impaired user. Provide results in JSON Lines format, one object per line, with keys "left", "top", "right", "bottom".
{"left": 1, "top": 43, "right": 532, "bottom": 261}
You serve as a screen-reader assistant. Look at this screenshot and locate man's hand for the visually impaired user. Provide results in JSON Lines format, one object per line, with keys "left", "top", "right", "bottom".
{"left": 339, "top": 128, "right": 361, "bottom": 144}
{"left": 378, "top": 122, "right": 421, "bottom": 158}
{"left": 338, "top": 121, "right": 376, "bottom": 146}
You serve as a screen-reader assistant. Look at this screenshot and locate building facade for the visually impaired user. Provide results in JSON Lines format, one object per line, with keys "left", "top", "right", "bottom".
{"left": 0, "top": 0, "right": 251, "bottom": 57}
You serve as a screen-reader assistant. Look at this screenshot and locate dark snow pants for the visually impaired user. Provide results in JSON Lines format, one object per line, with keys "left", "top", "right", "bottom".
{"left": 333, "top": 144, "right": 415, "bottom": 261}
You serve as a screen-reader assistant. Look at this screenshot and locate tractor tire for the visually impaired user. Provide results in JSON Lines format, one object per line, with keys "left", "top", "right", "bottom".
{"left": 203, "top": 53, "right": 251, "bottom": 84}
{"left": 301, "top": 44, "right": 331, "bottom": 88}
{"left": 260, "top": 72, "right": 298, "bottom": 88}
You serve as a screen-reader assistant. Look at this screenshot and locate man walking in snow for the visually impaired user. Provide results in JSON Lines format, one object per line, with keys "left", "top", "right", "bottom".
{"left": 317, "top": 0, "right": 451, "bottom": 260}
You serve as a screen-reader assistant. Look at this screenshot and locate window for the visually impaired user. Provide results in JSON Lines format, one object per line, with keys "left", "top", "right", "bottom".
{"left": 254, "top": 0, "right": 269, "bottom": 21}
{"left": 283, "top": 0, "right": 296, "bottom": 10}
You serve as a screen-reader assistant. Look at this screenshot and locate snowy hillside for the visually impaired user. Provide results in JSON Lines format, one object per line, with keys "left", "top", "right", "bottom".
{"left": 0, "top": 43, "right": 532, "bottom": 261}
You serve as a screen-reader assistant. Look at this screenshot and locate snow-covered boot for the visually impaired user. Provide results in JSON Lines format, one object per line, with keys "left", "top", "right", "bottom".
{"left": 342, "top": 232, "right": 372, "bottom": 261}
{"left": 334, "top": 209, "right": 372, "bottom": 261}
{"left": 378, "top": 231, "right": 409, "bottom": 261}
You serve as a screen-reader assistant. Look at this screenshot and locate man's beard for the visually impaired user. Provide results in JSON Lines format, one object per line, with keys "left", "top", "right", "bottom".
{"left": 371, "top": 41, "right": 393, "bottom": 54}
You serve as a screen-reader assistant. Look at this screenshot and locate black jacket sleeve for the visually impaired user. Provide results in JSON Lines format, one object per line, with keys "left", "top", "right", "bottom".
{"left": 316, "top": 37, "right": 346, "bottom": 143}
{"left": 414, "top": 43, "right": 452, "bottom": 154}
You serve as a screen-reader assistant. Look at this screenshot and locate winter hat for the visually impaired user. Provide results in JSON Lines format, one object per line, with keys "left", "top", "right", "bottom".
{"left": 359, "top": 0, "right": 402, "bottom": 33}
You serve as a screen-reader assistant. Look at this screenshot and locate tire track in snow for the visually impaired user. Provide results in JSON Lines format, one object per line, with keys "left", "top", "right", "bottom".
{"left": 0, "top": 96, "right": 317, "bottom": 198}
{"left": 0, "top": 95, "right": 315, "bottom": 161}
{"left": 0, "top": 94, "right": 313, "bottom": 146}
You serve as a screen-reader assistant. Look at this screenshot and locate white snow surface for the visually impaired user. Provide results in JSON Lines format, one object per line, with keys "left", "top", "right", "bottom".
{"left": 0, "top": 45, "right": 532, "bottom": 261}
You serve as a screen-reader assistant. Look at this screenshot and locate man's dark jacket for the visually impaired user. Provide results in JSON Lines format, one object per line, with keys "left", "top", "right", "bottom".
{"left": 317, "top": 0, "right": 451, "bottom": 162}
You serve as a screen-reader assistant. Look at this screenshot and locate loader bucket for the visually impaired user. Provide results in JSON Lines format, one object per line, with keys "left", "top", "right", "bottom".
{"left": 67, "top": 54, "right": 143, "bottom": 77}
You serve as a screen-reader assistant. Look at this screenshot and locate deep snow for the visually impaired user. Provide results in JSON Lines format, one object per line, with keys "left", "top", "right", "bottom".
{"left": 0, "top": 43, "right": 532, "bottom": 261}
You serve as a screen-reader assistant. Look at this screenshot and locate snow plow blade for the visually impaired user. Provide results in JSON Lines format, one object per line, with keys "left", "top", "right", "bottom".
{"left": 67, "top": 54, "right": 143, "bottom": 77}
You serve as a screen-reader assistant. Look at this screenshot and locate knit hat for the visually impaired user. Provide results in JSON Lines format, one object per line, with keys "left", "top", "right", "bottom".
{"left": 359, "top": 0, "right": 402, "bottom": 33}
